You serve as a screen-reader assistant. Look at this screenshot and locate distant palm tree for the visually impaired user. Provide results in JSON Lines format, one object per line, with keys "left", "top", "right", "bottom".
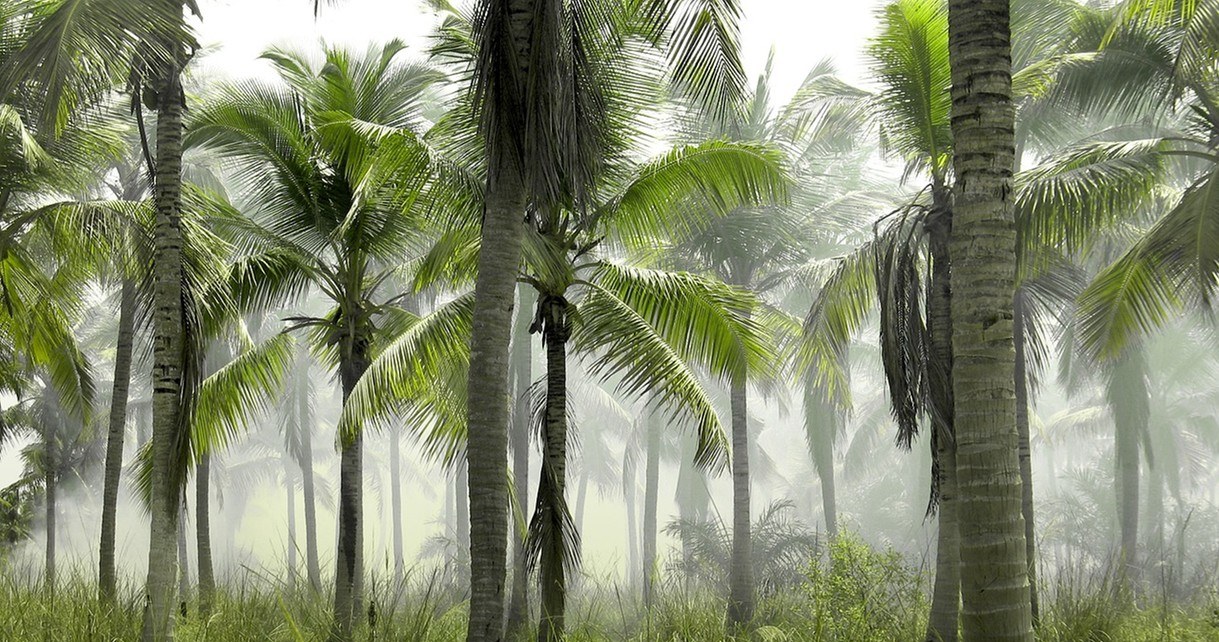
{"left": 186, "top": 40, "right": 442, "bottom": 639}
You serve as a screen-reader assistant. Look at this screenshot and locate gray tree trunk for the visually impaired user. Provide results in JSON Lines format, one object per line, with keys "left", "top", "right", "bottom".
{"left": 177, "top": 504, "right": 189, "bottom": 614}
{"left": 99, "top": 279, "right": 135, "bottom": 603}
{"left": 641, "top": 411, "right": 660, "bottom": 609}
{"left": 141, "top": 27, "right": 188, "bottom": 638}
{"left": 331, "top": 340, "right": 369, "bottom": 641}
{"left": 1013, "top": 298, "right": 1038, "bottom": 623}
{"left": 298, "top": 366, "right": 321, "bottom": 593}
{"left": 465, "top": 144, "right": 527, "bottom": 642}
{"left": 506, "top": 286, "right": 534, "bottom": 638}
{"left": 536, "top": 306, "right": 571, "bottom": 642}
{"left": 390, "top": 430, "right": 404, "bottom": 586}
{"left": 287, "top": 468, "right": 298, "bottom": 591}
{"left": 946, "top": 0, "right": 1034, "bottom": 637}
{"left": 725, "top": 369, "right": 754, "bottom": 629}
{"left": 197, "top": 452, "right": 215, "bottom": 617}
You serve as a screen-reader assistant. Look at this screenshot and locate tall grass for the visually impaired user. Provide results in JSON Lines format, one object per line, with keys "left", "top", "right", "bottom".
{"left": 1, "top": 537, "right": 1216, "bottom": 641}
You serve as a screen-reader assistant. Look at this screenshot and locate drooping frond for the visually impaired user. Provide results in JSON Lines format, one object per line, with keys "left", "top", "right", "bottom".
{"left": 191, "top": 332, "right": 294, "bottom": 460}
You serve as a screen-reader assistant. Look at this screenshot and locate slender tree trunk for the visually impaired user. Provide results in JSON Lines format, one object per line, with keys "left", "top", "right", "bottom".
{"left": 44, "top": 433, "right": 55, "bottom": 597}
{"left": 623, "top": 458, "right": 639, "bottom": 589}
{"left": 573, "top": 471, "right": 588, "bottom": 534}
{"left": 1013, "top": 299, "right": 1038, "bottom": 623}
{"left": 1109, "top": 349, "right": 1147, "bottom": 589}
{"left": 332, "top": 340, "right": 369, "bottom": 641}
{"left": 287, "top": 467, "right": 298, "bottom": 591}
{"left": 389, "top": 430, "right": 404, "bottom": 586}
{"left": 725, "top": 369, "right": 754, "bottom": 629}
{"left": 466, "top": 148, "right": 527, "bottom": 642}
{"left": 298, "top": 366, "right": 321, "bottom": 593}
{"left": 457, "top": 456, "right": 470, "bottom": 554}
{"left": 535, "top": 304, "right": 571, "bottom": 642}
{"left": 142, "top": 23, "right": 188, "bottom": 638}
{"left": 926, "top": 193, "right": 959, "bottom": 642}
{"left": 177, "top": 504, "right": 189, "bottom": 615}
{"left": 803, "top": 375, "right": 839, "bottom": 541}
{"left": 506, "top": 286, "right": 534, "bottom": 638}
{"left": 100, "top": 279, "right": 135, "bottom": 603}
{"left": 641, "top": 411, "right": 660, "bottom": 609}
{"left": 946, "top": 1, "right": 1033, "bottom": 638}
{"left": 197, "top": 452, "right": 215, "bottom": 617}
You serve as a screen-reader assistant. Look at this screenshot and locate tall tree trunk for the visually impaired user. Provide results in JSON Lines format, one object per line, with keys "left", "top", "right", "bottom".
{"left": 535, "top": 303, "right": 571, "bottom": 642}
{"left": 946, "top": 1, "right": 1033, "bottom": 638}
{"left": 641, "top": 411, "right": 660, "bottom": 609}
{"left": 926, "top": 192, "right": 959, "bottom": 642}
{"left": 573, "top": 471, "right": 588, "bottom": 534}
{"left": 725, "top": 369, "right": 754, "bottom": 629}
{"left": 298, "top": 365, "right": 321, "bottom": 593}
{"left": 1108, "top": 348, "right": 1147, "bottom": 588}
{"left": 457, "top": 456, "right": 471, "bottom": 554}
{"left": 389, "top": 430, "right": 404, "bottom": 586}
{"left": 287, "top": 467, "right": 298, "bottom": 591}
{"left": 506, "top": 286, "right": 534, "bottom": 638}
{"left": 332, "top": 339, "right": 369, "bottom": 641}
{"left": 803, "top": 375, "right": 839, "bottom": 541}
{"left": 142, "top": 23, "right": 188, "bottom": 638}
{"left": 466, "top": 145, "right": 528, "bottom": 642}
{"left": 100, "top": 279, "right": 135, "bottom": 603}
{"left": 197, "top": 452, "right": 215, "bottom": 617}
{"left": 44, "top": 430, "right": 55, "bottom": 597}
{"left": 177, "top": 504, "right": 189, "bottom": 615}
{"left": 623, "top": 457, "right": 639, "bottom": 589}
{"left": 1013, "top": 298, "right": 1038, "bottom": 622}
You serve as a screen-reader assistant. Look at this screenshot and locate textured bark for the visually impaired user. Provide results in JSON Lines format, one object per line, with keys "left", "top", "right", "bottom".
{"left": 725, "top": 369, "right": 754, "bottom": 629}
{"left": 331, "top": 339, "right": 369, "bottom": 641}
{"left": 1013, "top": 300, "right": 1038, "bottom": 623}
{"left": 141, "top": 29, "right": 187, "bottom": 639}
{"left": 298, "top": 367, "right": 321, "bottom": 593}
{"left": 389, "top": 430, "right": 404, "bottom": 586}
{"left": 506, "top": 286, "right": 534, "bottom": 638}
{"left": 946, "top": 1, "right": 1034, "bottom": 638}
{"left": 99, "top": 279, "right": 135, "bottom": 603}
{"left": 466, "top": 149, "right": 527, "bottom": 642}
{"left": 926, "top": 190, "right": 958, "bottom": 642}
{"left": 457, "top": 457, "right": 470, "bottom": 552}
{"left": 641, "top": 411, "right": 660, "bottom": 609}
{"left": 197, "top": 452, "right": 215, "bottom": 617}
{"left": 536, "top": 307, "right": 570, "bottom": 642}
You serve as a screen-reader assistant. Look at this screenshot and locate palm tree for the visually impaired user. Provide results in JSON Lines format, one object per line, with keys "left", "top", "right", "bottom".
{"left": 186, "top": 41, "right": 441, "bottom": 639}
{"left": 454, "top": 0, "right": 751, "bottom": 635}
{"left": 945, "top": 0, "right": 1033, "bottom": 638}
{"left": 350, "top": 134, "right": 785, "bottom": 640}
{"left": 5, "top": 1, "right": 202, "bottom": 635}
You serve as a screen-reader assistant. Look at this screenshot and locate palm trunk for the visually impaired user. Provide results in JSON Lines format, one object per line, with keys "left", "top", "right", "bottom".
{"left": 298, "top": 367, "right": 321, "bottom": 593}
{"left": 573, "top": 471, "right": 588, "bottom": 534}
{"left": 946, "top": 1, "right": 1033, "bottom": 638}
{"left": 177, "top": 504, "right": 189, "bottom": 615}
{"left": 389, "top": 430, "right": 404, "bottom": 586}
{"left": 465, "top": 149, "right": 527, "bottom": 642}
{"left": 287, "top": 467, "right": 298, "bottom": 591}
{"left": 926, "top": 192, "right": 959, "bottom": 642}
{"left": 197, "top": 452, "right": 215, "bottom": 617}
{"left": 141, "top": 28, "right": 188, "bottom": 639}
{"left": 1109, "top": 349, "right": 1147, "bottom": 589}
{"left": 332, "top": 339, "right": 369, "bottom": 641}
{"left": 803, "top": 376, "right": 839, "bottom": 541}
{"left": 641, "top": 411, "right": 660, "bottom": 609}
{"left": 623, "top": 458, "right": 639, "bottom": 589}
{"left": 535, "top": 305, "right": 571, "bottom": 642}
{"left": 100, "top": 279, "right": 135, "bottom": 603}
{"left": 457, "top": 457, "right": 471, "bottom": 553}
{"left": 507, "top": 286, "right": 534, "bottom": 638}
{"left": 725, "top": 369, "right": 754, "bottom": 629}
{"left": 44, "top": 433, "right": 56, "bottom": 597}
{"left": 1013, "top": 298, "right": 1038, "bottom": 622}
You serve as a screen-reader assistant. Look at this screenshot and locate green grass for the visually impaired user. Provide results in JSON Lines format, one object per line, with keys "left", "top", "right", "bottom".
{"left": 1, "top": 541, "right": 1216, "bottom": 641}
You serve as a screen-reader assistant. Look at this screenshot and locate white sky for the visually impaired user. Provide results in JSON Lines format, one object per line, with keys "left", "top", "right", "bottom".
{"left": 194, "top": 0, "right": 885, "bottom": 100}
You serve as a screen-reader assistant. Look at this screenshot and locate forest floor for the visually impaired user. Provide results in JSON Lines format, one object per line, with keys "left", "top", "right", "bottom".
{"left": 3, "top": 536, "right": 1217, "bottom": 641}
